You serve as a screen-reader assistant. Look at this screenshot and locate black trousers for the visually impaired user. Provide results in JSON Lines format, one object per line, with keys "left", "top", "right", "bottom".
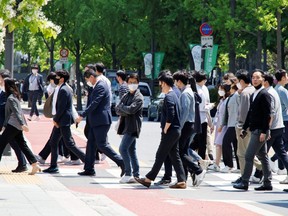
{"left": 146, "top": 128, "right": 186, "bottom": 182}
{"left": 222, "top": 127, "right": 239, "bottom": 169}
{"left": 50, "top": 126, "right": 85, "bottom": 167}
{"left": 0, "top": 124, "right": 36, "bottom": 164}
{"left": 28, "top": 90, "right": 40, "bottom": 116}
{"left": 191, "top": 122, "right": 207, "bottom": 159}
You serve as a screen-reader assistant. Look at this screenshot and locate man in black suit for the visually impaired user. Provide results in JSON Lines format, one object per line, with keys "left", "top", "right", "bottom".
{"left": 23, "top": 64, "right": 44, "bottom": 121}
{"left": 234, "top": 69, "right": 272, "bottom": 191}
{"left": 0, "top": 69, "right": 27, "bottom": 172}
{"left": 43, "top": 70, "right": 85, "bottom": 173}
{"left": 76, "top": 69, "right": 124, "bottom": 176}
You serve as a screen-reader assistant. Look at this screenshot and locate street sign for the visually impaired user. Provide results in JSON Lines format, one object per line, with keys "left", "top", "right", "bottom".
{"left": 60, "top": 48, "right": 69, "bottom": 63}
{"left": 201, "top": 36, "right": 213, "bottom": 49}
{"left": 200, "top": 23, "right": 213, "bottom": 36}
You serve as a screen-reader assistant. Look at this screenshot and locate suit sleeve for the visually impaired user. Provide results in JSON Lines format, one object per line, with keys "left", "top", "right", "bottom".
{"left": 81, "top": 84, "right": 105, "bottom": 118}
{"left": 53, "top": 89, "right": 68, "bottom": 123}
{"left": 260, "top": 93, "right": 271, "bottom": 134}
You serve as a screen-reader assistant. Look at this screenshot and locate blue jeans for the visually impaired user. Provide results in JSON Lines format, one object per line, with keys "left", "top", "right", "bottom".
{"left": 119, "top": 133, "right": 139, "bottom": 177}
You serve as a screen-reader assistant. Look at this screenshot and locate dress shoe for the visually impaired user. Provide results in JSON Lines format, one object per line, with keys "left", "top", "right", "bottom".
{"left": 78, "top": 170, "right": 95, "bottom": 176}
{"left": 283, "top": 189, "right": 288, "bottom": 192}
{"left": 29, "top": 164, "right": 41, "bottom": 175}
{"left": 12, "top": 165, "right": 28, "bottom": 173}
{"left": 254, "top": 185, "right": 273, "bottom": 191}
{"left": 169, "top": 182, "right": 187, "bottom": 189}
{"left": 233, "top": 181, "right": 249, "bottom": 191}
{"left": 135, "top": 177, "right": 151, "bottom": 188}
{"left": 231, "top": 177, "right": 242, "bottom": 184}
{"left": 154, "top": 178, "right": 171, "bottom": 186}
{"left": 43, "top": 166, "right": 59, "bottom": 174}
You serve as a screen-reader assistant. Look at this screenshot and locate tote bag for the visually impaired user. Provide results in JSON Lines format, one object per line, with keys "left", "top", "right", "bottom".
{"left": 43, "top": 92, "right": 54, "bottom": 118}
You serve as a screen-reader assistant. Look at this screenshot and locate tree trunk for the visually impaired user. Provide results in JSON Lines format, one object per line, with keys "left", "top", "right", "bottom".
{"left": 75, "top": 40, "right": 82, "bottom": 111}
{"left": 228, "top": 0, "right": 236, "bottom": 73}
{"left": 50, "top": 38, "right": 55, "bottom": 72}
{"left": 256, "top": 30, "right": 262, "bottom": 69}
{"left": 276, "top": 10, "right": 282, "bottom": 69}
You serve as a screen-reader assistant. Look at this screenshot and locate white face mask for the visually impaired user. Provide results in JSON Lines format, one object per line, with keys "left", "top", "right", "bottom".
{"left": 86, "top": 81, "right": 93, "bottom": 87}
{"left": 128, "top": 84, "right": 138, "bottom": 92}
{"left": 32, "top": 69, "right": 38, "bottom": 74}
{"left": 236, "top": 82, "right": 242, "bottom": 90}
{"left": 218, "top": 90, "right": 225, "bottom": 97}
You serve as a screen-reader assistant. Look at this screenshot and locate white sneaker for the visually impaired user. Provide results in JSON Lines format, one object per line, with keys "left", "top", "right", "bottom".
{"left": 119, "top": 175, "right": 137, "bottom": 183}
{"left": 220, "top": 166, "right": 233, "bottom": 173}
{"left": 213, "top": 163, "right": 220, "bottom": 172}
{"left": 231, "top": 169, "right": 241, "bottom": 173}
{"left": 269, "top": 159, "right": 277, "bottom": 173}
{"left": 199, "top": 160, "right": 212, "bottom": 170}
{"left": 193, "top": 170, "right": 206, "bottom": 187}
{"left": 280, "top": 176, "right": 288, "bottom": 184}
{"left": 277, "top": 169, "right": 286, "bottom": 175}
{"left": 64, "top": 159, "right": 81, "bottom": 165}
{"left": 35, "top": 155, "right": 45, "bottom": 165}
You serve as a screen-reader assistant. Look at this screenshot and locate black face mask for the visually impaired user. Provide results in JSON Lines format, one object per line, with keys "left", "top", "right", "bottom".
{"left": 254, "top": 83, "right": 262, "bottom": 90}
{"left": 54, "top": 78, "right": 60, "bottom": 85}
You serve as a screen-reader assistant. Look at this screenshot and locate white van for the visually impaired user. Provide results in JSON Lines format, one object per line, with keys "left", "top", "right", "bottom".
{"left": 112, "top": 82, "right": 152, "bottom": 116}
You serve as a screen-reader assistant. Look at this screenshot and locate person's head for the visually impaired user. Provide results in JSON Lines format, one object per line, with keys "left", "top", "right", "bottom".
{"left": 31, "top": 64, "right": 39, "bottom": 75}
{"left": 4, "top": 78, "right": 21, "bottom": 100}
{"left": 83, "top": 68, "right": 98, "bottom": 87}
{"left": 55, "top": 70, "right": 70, "bottom": 85}
{"left": 262, "top": 72, "right": 274, "bottom": 88}
{"left": 126, "top": 73, "right": 139, "bottom": 93}
{"left": 0, "top": 69, "right": 10, "bottom": 87}
{"left": 193, "top": 71, "right": 207, "bottom": 86}
{"left": 235, "top": 69, "right": 250, "bottom": 89}
{"left": 173, "top": 70, "right": 188, "bottom": 90}
{"left": 218, "top": 83, "right": 231, "bottom": 99}
{"left": 251, "top": 69, "right": 264, "bottom": 89}
{"left": 84, "top": 63, "right": 96, "bottom": 72}
{"left": 46, "top": 72, "right": 56, "bottom": 85}
{"left": 223, "top": 72, "right": 236, "bottom": 85}
{"left": 116, "top": 70, "right": 127, "bottom": 84}
{"left": 158, "top": 70, "right": 174, "bottom": 93}
{"left": 275, "top": 69, "right": 288, "bottom": 85}
{"left": 95, "top": 62, "right": 105, "bottom": 76}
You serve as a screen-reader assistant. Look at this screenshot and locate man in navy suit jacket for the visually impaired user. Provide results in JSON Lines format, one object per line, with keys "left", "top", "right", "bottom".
{"left": 0, "top": 69, "right": 27, "bottom": 172}
{"left": 77, "top": 69, "right": 124, "bottom": 176}
{"left": 43, "top": 70, "right": 85, "bottom": 173}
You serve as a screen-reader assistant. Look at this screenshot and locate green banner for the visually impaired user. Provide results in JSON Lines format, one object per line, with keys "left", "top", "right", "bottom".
{"left": 143, "top": 52, "right": 165, "bottom": 79}
{"left": 204, "top": 44, "right": 218, "bottom": 76}
{"left": 154, "top": 52, "right": 165, "bottom": 79}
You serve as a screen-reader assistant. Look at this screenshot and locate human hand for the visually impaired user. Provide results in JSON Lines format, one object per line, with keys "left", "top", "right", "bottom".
{"left": 22, "top": 125, "right": 29, "bottom": 132}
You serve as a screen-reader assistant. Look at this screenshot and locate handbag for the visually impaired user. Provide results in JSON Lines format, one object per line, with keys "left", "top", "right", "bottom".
{"left": 43, "top": 92, "right": 54, "bottom": 118}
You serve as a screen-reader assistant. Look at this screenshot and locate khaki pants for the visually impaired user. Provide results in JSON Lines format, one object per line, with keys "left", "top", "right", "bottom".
{"left": 235, "top": 127, "right": 262, "bottom": 175}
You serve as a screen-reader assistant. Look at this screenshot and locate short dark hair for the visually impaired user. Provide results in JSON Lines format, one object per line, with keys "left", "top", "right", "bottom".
{"left": 275, "top": 69, "right": 287, "bottom": 81}
{"left": 56, "top": 70, "right": 70, "bottom": 82}
{"left": 116, "top": 70, "right": 126, "bottom": 81}
{"left": 126, "top": 73, "right": 139, "bottom": 83}
{"left": 0, "top": 69, "right": 10, "bottom": 79}
{"left": 251, "top": 69, "right": 264, "bottom": 76}
{"left": 158, "top": 70, "right": 174, "bottom": 87}
{"left": 83, "top": 68, "right": 97, "bottom": 78}
{"left": 235, "top": 69, "right": 250, "bottom": 84}
{"left": 193, "top": 71, "right": 207, "bottom": 83}
{"left": 31, "top": 64, "right": 39, "bottom": 69}
{"left": 263, "top": 72, "right": 274, "bottom": 86}
{"left": 173, "top": 70, "right": 188, "bottom": 85}
{"left": 95, "top": 62, "right": 105, "bottom": 73}
{"left": 46, "top": 72, "right": 56, "bottom": 82}
{"left": 85, "top": 64, "right": 96, "bottom": 71}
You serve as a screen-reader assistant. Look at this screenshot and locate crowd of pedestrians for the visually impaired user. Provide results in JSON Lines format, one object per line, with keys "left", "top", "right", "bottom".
{"left": 1, "top": 64, "right": 288, "bottom": 193}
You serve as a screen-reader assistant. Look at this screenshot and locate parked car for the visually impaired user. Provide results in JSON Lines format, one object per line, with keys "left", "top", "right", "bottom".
{"left": 147, "top": 93, "right": 165, "bottom": 121}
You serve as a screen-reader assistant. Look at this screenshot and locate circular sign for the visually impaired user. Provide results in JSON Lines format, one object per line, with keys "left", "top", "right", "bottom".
{"left": 60, "top": 48, "right": 69, "bottom": 58}
{"left": 200, "top": 23, "right": 213, "bottom": 36}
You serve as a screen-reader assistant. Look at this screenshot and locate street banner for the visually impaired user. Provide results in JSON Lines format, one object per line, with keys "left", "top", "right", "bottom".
{"left": 204, "top": 44, "right": 218, "bottom": 76}
{"left": 189, "top": 44, "right": 202, "bottom": 71}
{"left": 143, "top": 52, "right": 153, "bottom": 79}
{"left": 143, "top": 52, "right": 165, "bottom": 79}
{"left": 154, "top": 52, "right": 165, "bottom": 79}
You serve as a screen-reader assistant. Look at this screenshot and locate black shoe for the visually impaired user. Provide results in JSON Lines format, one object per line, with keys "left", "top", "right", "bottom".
{"left": 232, "top": 177, "right": 242, "bottom": 184}
{"left": 254, "top": 185, "right": 273, "bottom": 191}
{"left": 254, "top": 169, "right": 263, "bottom": 179}
{"left": 43, "top": 166, "right": 59, "bottom": 173}
{"left": 208, "top": 153, "right": 214, "bottom": 161}
{"left": 78, "top": 170, "right": 95, "bottom": 176}
{"left": 233, "top": 181, "right": 249, "bottom": 191}
{"left": 283, "top": 189, "right": 288, "bottom": 192}
{"left": 135, "top": 177, "right": 151, "bottom": 188}
{"left": 120, "top": 163, "right": 125, "bottom": 177}
{"left": 12, "top": 165, "right": 28, "bottom": 173}
{"left": 154, "top": 178, "right": 171, "bottom": 186}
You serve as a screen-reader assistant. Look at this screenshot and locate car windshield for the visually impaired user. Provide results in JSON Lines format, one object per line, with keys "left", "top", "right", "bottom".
{"left": 139, "top": 85, "right": 150, "bottom": 96}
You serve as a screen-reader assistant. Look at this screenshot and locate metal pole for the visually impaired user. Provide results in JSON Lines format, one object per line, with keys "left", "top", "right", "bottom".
{"left": 3, "top": 29, "right": 14, "bottom": 156}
